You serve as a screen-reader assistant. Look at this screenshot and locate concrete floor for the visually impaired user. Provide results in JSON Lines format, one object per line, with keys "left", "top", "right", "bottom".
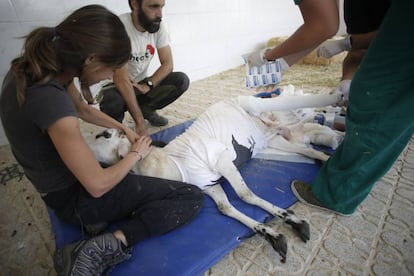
{"left": 1, "top": 63, "right": 413, "bottom": 275}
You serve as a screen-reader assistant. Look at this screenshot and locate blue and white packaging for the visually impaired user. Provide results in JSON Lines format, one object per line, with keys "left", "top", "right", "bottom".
{"left": 243, "top": 59, "right": 282, "bottom": 88}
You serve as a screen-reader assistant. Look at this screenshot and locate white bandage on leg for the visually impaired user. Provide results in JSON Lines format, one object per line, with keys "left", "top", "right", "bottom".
{"left": 302, "top": 123, "right": 343, "bottom": 149}
{"left": 339, "top": 80, "right": 351, "bottom": 97}
{"left": 237, "top": 90, "right": 342, "bottom": 116}
{"left": 334, "top": 79, "right": 351, "bottom": 106}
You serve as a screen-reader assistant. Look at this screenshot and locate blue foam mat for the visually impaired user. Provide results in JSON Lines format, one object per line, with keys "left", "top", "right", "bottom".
{"left": 48, "top": 121, "right": 321, "bottom": 275}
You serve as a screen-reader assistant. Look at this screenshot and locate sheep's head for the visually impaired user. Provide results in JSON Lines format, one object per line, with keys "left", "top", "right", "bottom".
{"left": 89, "top": 128, "right": 131, "bottom": 165}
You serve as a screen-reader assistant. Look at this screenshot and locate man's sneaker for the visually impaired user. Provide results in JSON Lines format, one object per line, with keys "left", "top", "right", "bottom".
{"left": 290, "top": 180, "right": 351, "bottom": 217}
{"left": 54, "top": 233, "right": 132, "bottom": 276}
{"left": 145, "top": 111, "right": 168, "bottom": 127}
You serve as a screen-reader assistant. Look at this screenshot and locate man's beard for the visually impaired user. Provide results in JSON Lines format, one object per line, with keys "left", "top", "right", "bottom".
{"left": 138, "top": 10, "right": 161, "bottom": 33}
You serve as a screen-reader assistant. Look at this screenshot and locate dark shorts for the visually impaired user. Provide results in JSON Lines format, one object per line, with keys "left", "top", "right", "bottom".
{"left": 344, "top": 0, "right": 390, "bottom": 34}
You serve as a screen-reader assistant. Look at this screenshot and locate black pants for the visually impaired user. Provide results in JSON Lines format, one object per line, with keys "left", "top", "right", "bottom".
{"left": 44, "top": 174, "right": 204, "bottom": 246}
{"left": 100, "top": 72, "right": 189, "bottom": 122}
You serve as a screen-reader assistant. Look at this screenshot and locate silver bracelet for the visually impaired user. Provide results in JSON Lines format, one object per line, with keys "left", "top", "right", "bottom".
{"left": 130, "top": 150, "right": 142, "bottom": 161}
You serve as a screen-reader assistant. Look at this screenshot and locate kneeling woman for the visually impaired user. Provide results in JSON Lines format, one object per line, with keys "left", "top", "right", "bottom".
{"left": 0, "top": 5, "right": 203, "bottom": 275}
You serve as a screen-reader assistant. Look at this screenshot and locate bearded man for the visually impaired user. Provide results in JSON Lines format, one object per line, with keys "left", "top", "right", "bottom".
{"left": 100, "top": 0, "right": 189, "bottom": 132}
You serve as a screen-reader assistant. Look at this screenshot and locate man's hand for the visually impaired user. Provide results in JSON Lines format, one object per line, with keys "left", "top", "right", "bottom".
{"left": 131, "top": 82, "right": 150, "bottom": 95}
{"left": 135, "top": 122, "right": 149, "bottom": 137}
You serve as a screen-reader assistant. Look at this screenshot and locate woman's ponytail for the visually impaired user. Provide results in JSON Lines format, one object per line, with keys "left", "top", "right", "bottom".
{"left": 11, "top": 27, "right": 59, "bottom": 106}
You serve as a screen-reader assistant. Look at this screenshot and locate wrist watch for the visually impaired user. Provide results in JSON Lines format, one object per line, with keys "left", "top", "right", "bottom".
{"left": 145, "top": 78, "right": 154, "bottom": 89}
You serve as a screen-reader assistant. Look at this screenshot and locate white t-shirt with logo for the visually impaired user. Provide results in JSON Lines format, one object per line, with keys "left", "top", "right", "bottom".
{"left": 119, "top": 13, "right": 170, "bottom": 82}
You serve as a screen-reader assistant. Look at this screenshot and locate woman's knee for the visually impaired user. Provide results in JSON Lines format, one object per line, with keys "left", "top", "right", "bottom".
{"left": 179, "top": 184, "right": 204, "bottom": 220}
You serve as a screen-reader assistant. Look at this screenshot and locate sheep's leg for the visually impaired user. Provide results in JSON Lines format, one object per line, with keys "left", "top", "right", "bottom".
{"left": 237, "top": 91, "right": 342, "bottom": 116}
{"left": 204, "top": 185, "right": 287, "bottom": 263}
{"left": 267, "top": 135, "right": 330, "bottom": 162}
{"left": 214, "top": 150, "right": 310, "bottom": 243}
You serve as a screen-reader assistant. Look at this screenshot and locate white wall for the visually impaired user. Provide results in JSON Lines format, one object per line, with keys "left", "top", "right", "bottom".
{"left": 0, "top": 0, "right": 345, "bottom": 145}
{"left": 162, "top": 0, "right": 303, "bottom": 80}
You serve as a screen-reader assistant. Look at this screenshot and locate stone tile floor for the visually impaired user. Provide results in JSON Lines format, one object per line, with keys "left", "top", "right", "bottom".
{"left": 1, "top": 63, "right": 413, "bottom": 275}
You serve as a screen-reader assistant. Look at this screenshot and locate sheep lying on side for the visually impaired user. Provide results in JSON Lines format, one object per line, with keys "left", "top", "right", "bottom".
{"left": 90, "top": 87, "right": 343, "bottom": 262}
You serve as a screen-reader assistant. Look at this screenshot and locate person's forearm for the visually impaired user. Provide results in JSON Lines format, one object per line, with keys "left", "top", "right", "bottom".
{"left": 266, "top": 0, "right": 339, "bottom": 65}
{"left": 115, "top": 80, "right": 145, "bottom": 124}
{"left": 149, "top": 62, "right": 173, "bottom": 86}
{"left": 78, "top": 105, "right": 126, "bottom": 131}
{"left": 116, "top": 82, "right": 148, "bottom": 136}
{"left": 266, "top": 25, "right": 325, "bottom": 65}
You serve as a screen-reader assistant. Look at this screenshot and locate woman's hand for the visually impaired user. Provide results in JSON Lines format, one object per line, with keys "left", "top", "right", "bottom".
{"left": 129, "top": 136, "right": 152, "bottom": 161}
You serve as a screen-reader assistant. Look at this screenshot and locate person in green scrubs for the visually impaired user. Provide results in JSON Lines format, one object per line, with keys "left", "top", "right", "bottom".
{"left": 292, "top": 0, "right": 414, "bottom": 215}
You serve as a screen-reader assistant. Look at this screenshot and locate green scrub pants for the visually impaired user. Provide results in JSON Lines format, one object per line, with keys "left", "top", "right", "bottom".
{"left": 312, "top": 0, "right": 414, "bottom": 215}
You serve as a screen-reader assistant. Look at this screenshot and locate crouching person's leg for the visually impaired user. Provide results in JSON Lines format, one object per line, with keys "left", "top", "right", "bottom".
{"left": 99, "top": 84, "right": 128, "bottom": 123}
{"left": 52, "top": 174, "right": 204, "bottom": 275}
{"left": 146, "top": 72, "right": 189, "bottom": 110}
{"left": 138, "top": 72, "right": 189, "bottom": 127}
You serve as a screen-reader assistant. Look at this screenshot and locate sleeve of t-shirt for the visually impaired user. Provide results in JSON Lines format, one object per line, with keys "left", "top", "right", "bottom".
{"left": 156, "top": 22, "right": 171, "bottom": 49}
{"left": 25, "top": 84, "right": 78, "bottom": 132}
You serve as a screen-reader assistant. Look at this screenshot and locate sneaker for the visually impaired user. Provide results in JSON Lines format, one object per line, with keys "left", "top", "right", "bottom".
{"left": 145, "top": 111, "right": 168, "bottom": 127}
{"left": 54, "top": 233, "right": 132, "bottom": 276}
{"left": 290, "top": 180, "right": 351, "bottom": 217}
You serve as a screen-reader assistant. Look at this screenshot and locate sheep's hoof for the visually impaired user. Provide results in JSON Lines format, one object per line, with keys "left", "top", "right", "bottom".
{"left": 265, "top": 233, "right": 287, "bottom": 263}
{"left": 256, "top": 228, "right": 287, "bottom": 263}
{"left": 287, "top": 219, "right": 310, "bottom": 242}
